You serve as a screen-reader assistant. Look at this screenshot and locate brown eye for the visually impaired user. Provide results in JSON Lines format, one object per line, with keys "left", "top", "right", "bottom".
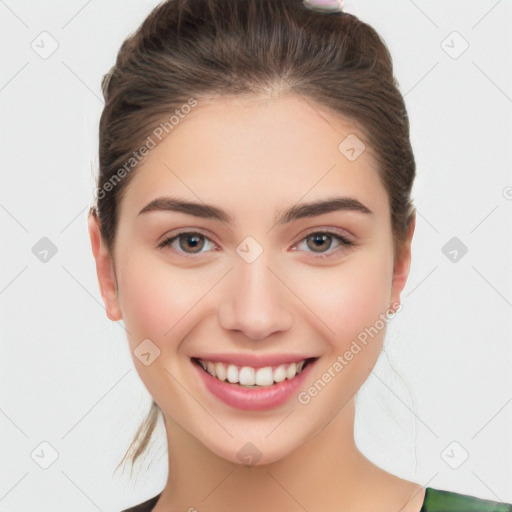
{"left": 178, "top": 233, "right": 205, "bottom": 253}
{"left": 158, "top": 232, "right": 214, "bottom": 255}
{"left": 293, "top": 230, "right": 353, "bottom": 259}
{"left": 306, "top": 233, "right": 333, "bottom": 253}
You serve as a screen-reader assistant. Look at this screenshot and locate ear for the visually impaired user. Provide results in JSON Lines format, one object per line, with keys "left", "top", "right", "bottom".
{"left": 87, "top": 211, "right": 122, "bottom": 321}
{"left": 390, "top": 212, "right": 416, "bottom": 310}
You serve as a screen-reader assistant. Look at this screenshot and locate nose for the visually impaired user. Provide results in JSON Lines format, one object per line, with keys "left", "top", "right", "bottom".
{"left": 217, "top": 257, "right": 294, "bottom": 341}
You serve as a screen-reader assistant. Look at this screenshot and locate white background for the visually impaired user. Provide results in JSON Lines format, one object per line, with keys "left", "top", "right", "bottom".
{"left": 0, "top": 0, "right": 511, "bottom": 510}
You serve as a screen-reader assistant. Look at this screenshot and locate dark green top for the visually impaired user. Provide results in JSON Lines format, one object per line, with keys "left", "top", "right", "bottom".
{"left": 420, "top": 488, "right": 512, "bottom": 512}
{"left": 122, "top": 487, "right": 512, "bottom": 511}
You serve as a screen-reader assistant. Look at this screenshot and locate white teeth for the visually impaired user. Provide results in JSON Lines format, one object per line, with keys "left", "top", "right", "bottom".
{"left": 286, "top": 362, "right": 297, "bottom": 379}
{"left": 273, "top": 365, "right": 287, "bottom": 383}
{"left": 226, "top": 364, "right": 238, "bottom": 384}
{"left": 239, "top": 366, "right": 255, "bottom": 386}
{"left": 255, "top": 366, "right": 274, "bottom": 386}
{"left": 197, "top": 358, "right": 309, "bottom": 387}
{"left": 206, "top": 361, "right": 216, "bottom": 377}
{"left": 214, "top": 362, "right": 226, "bottom": 381}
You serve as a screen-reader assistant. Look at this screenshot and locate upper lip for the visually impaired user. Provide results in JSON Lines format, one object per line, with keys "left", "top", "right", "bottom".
{"left": 191, "top": 353, "right": 318, "bottom": 368}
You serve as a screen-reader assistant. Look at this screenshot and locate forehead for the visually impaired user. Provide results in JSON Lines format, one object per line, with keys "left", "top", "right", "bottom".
{"left": 118, "top": 94, "right": 388, "bottom": 224}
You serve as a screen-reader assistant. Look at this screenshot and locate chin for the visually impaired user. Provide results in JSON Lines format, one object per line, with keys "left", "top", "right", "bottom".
{"left": 201, "top": 432, "right": 301, "bottom": 467}
{"left": 227, "top": 442, "right": 293, "bottom": 467}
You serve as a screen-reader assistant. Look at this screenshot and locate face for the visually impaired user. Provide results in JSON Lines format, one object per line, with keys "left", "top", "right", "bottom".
{"left": 89, "top": 94, "right": 413, "bottom": 465}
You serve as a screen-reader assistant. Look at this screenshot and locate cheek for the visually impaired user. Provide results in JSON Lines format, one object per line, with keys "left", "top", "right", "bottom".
{"left": 292, "top": 256, "right": 394, "bottom": 415}
{"left": 114, "top": 254, "right": 199, "bottom": 402}
{"left": 115, "top": 254, "right": 186, "bottom": 347}
{"left": 294, "top": 253, "right": 393, "bottom": 344}
{"left": 115, "top": 252, "right": 223, "bottom": 349}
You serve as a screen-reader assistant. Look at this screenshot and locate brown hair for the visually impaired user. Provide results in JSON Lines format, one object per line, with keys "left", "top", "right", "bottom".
{"left": 90, "top": 0, "right": 416, "bottom": 475}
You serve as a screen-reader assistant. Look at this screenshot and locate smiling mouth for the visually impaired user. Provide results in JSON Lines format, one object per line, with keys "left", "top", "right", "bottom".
{"left": 192, "top": 357, "right": 317, "bottom": 387}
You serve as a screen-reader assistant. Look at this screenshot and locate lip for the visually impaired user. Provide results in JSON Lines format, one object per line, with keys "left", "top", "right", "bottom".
{"left": 190, "top": 352, "right": 315, "bottom": 368}
{"left": 192, "top": 356, "right": 317, "bottom": 411}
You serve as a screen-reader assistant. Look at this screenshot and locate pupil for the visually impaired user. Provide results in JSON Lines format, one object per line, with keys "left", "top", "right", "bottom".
{"left": 181, "top": 234, "right": 203, "bottom": 253}
{"left": 309, "top": 234, "right": 330, "bottom": 252}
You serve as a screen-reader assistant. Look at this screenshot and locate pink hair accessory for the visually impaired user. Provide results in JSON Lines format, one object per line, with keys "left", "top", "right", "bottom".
{"left": 303, "top": 0, "right": 343, "bottom": 12}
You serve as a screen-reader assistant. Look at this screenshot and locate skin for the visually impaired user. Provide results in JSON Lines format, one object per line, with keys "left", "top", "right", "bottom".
{"left": 88, "top": 93, "right": 423, "bottom": 512}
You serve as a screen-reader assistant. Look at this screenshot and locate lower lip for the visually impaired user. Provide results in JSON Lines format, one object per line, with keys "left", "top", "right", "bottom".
{"left": 193, "top": 359, "right": 316, "bottom": 411}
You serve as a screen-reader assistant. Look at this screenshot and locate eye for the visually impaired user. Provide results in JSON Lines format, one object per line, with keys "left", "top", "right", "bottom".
{"left": 158, "top": 232, "right": 217, "bottom": 255}
{"left": 157, "top": 229, "right": 353, "bottom": 259}
{"left": 292, "top": 230, "right": 353, "bottom": 259}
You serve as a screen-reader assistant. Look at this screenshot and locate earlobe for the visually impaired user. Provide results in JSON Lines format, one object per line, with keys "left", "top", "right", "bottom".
{"left": 87, "top": 212, "right": 122, "bottom": 321}
{"left": 390, "top": 213, "right": 416, "bottom": 310}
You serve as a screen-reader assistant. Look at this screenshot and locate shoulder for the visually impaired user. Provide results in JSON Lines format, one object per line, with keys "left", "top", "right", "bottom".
{"left": 120, "top": 493, "right": 161, "bottom": 512}
{"left": 421, "top": 487, "right": 512, "bottom": 511}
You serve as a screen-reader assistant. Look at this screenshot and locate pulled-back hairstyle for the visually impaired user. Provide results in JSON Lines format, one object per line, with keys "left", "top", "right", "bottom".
{"left": 90, "top": 0, "right": 416, "bottom": 475}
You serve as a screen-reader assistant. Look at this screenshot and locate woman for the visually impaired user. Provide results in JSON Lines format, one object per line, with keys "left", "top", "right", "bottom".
{"left": 88, "top": 0, "right": 512, "bottom": 510}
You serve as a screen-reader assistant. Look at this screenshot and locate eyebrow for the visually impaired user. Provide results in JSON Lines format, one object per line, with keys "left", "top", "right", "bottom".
{"left": 137, "top": 195, "right": 373, "bottom": 224}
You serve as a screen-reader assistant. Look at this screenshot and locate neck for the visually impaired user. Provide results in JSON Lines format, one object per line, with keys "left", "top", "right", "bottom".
{"left": 154, "top": 398, "right": 414, "bottom": 512}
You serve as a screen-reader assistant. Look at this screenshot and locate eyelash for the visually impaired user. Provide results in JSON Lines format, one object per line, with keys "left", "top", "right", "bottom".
{"left": 157, "top": 230, "right": 354, "bottom": 260}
